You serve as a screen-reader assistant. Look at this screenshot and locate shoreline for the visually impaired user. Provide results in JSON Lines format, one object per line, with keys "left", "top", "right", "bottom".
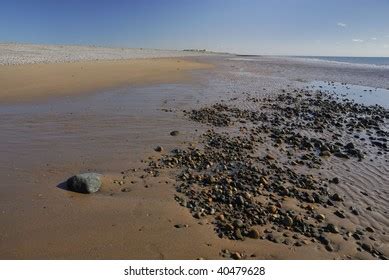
{"left": 0, "top": 58, "right": 212, "bottom": 103}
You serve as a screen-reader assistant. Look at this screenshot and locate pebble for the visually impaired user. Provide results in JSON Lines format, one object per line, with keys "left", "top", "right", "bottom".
{"left": 233, "top": 219, "right": 244, "bottom": 228}
{"left": 316, "top": 214, "right": 326, "bottom": 221}
{"left": 247, "top": 228, "right": 260, "bottom": 239}
{"left": 231, "top": 252, "right": 242, "bottom": 260}
{"left": 174, "top": 224, "right": 188, "bottom": 228}
{"left": 365, "top": 226, "right": 374, "bottom": 233}
{"left": 155, "top": 146, "right": 163, "bottom": 152}
{"left": 361, "top": 243, "right": 373, "bottom": 253}
{"left": 334, "top": 210, "right": 346, "bottom": 219}
{"left": 326, "top": 223, "right": 339, "bottom": 233}
{"left": 318, "top": 235, "right": 330, "bottom": 245}
{"left": 265, "top": 154, "right": 275, "bottom": 160}
{"left": 325, "top": 244, "right": 334, "bottom": 252}
{"left": 282, "top": 216, "right": 294, "bottom": 227}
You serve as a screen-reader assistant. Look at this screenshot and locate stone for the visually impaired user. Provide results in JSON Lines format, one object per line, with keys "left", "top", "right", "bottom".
{"left": 233, "top": 219, "right": 244, "bottom": 228}
{"left": 350, "top": 207, "right": 359, "bottom": 216}
{"left": 155, "top": 146, "right": 163, "bottom": 152}
{"left": 170, "top": 130, "right": 180, "bottom": 136}
{"left": 193, "top": 212, "right": 201, "bottom": 219}
{"left": 231, "top": 252, "right": 242, "bottom": 260}
{"left": 334, "top": 210, "right": 346, "bottom": 219}
{"left": 282, "top": 215, "right": 294, "bottom": 227}
{"left": 274, "top": 236, "right": 284, "bottom": 244}
{"left": 365, "top": 226, "right": 374, "bottom": 233}
{"left": 268, "top": 205, "right": 278, "bottom": 214}
{"left": 330, "top": 177, "right": 340, "bottom": 184}
{"left": 235, "top": 229, "right": 244, "bottom": 240}
{"left": 216, "top": 214, "right": 225, "bottom": 221}
{"left": 318, "top": 235, "right": 330, "bottom": 245}
{"left": 352, "top": 233, "right": 361, "bottom": 240}
{"left": 316, "top": 214, "right": 326, "bottom": 221}
{"left": 247, "top": 228, "right": 260, "bottom": 239}
{"left": 320, "top": 151, "right": 331, "bottom": 157}
{"left": 361, "top": 243, "right": 372, "bottom": 253}
{"left": 325, "top": 244, "right": 334, "bottom": 252}
{"left": 331, "top": 193, "right": 343, "bottom": 201}
{"left": 174, "top": 224, "right": 188, "bottom": 228}
{"left": 66, "top": 173, "right": 102, "bottom": 194}
{"left": 326, "top": 223, "right": 339, "bottom": 233}
{"left": 265, "top": 154, "right": 275, "bottom": 160}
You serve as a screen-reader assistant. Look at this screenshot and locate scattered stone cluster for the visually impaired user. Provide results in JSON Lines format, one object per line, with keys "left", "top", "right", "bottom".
{"left": 146, "top": 88, "right": 388, "bottom": 259}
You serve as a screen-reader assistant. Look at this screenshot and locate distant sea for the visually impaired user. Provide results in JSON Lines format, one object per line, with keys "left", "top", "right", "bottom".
{"left": 296, "top": 56, "right": 389, "bottom": 67}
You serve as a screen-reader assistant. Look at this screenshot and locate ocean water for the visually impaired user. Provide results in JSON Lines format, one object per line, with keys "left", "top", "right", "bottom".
{"left": 307, "top": 81, "right": 389, "bottom": 108}
{"left": 297, "top": 56, "right": 389, "bottom": 67}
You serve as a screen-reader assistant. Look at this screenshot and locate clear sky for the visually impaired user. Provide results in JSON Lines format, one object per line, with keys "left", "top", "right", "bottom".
{"left": 1, "top": 0, "right": 388, "bottom": 56}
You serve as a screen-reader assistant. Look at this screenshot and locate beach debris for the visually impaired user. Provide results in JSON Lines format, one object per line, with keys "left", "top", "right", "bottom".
{"left": 66, "top": 173, "right": 102, "bottom": 194}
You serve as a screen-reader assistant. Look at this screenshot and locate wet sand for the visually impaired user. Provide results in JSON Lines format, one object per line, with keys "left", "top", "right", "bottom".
{"left": 0, "top": 56, "right": 388, "bottom": 259}
{"left": 0, "top": 58, "right": 211, "bottom": 102}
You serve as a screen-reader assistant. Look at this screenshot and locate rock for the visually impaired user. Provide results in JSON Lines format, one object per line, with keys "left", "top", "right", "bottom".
{"left": 316, "top": 214, "right": 326, "bottom": 221}
{"left": 334, "top": 210, "right": 346, "bottom": 219}
{"left": 231, "top": 252, "right": 242, "bottom": 260}
{"left": 325, "top": 244, "right": 334, "bottom": 252}
{"left": 326, "top": 223, "right": 339, "bottom": 233}
{"left": 320, "top": 151, "right": 331, "bottom": 157}
{"left": 282, "top": 215, "right": 294, "bottom": 227}
{"left": 155, "top": 146, "right": 163, "bottom": 152}
{"left": 318, "top": 235, "right": 330, "bottom": 245}
{"left": 174, "top": 224, "right": 188, "bottom": 228}
{"left": 216, "top": 214, "right": 225, "bottom": 221}
{"left": 247, "top": 228, "right": 260, "bottom": 239}
{"left": 365, "top": 226, "right": 374, "bottom": 233}
{"left": 274, "top": 236, "right": 284, "bottom": 244}
{"left": 331, "top": 193, "right": 343, "bottom": 201}
{"left": 220, "top": 249, "right": 231, "bottom": 258}
{"left": 66, "top": 173, "right": 102, "bottom": 194}
{"left": 265, "top": 154, "right": 275, "bottom": 160}
{"left": 266, "top": 233, "right": 275, "bottom": 242}
{"left": 193, "top": 212, "right": 201, "bottom": 219}
{"left": 352, "top": 233, "right": 361, "bottom": 240}
{"left": 120, "top": 187, "right": 131, "bottom": 192}
{"left": 361, "top": 243, "right": 372, "bottom": 253}
{"left": 350, "top": 207, "right": 359, "bottom": 216}
{"left": 330, "top": 177, "right": 340, "bottom": 184}
{"left": 233, "top": 219, "right": 244, "bottom": 228}
{"left": 235, "top": 195, "right": 245, "bottom": 205}
{"left": 235, "top": 229, "right": 244, "bottom": 240}
{"left": 170, "top": 130, "right": 180, "bottom": 136}
{"left": 268, "top": 205, "right": 278, "bottom": 214}
{"left": 345, "top": 142, "right": 355, "bottom": 150}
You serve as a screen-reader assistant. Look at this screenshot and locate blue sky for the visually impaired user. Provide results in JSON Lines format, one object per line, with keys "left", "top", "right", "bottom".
{"left": 1, "top": 0, "right": 388, "bottom": 56}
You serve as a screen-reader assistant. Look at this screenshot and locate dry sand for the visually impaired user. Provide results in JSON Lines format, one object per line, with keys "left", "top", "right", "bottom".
{"left": 0, "top": 58, "right": 211, "bottom": 102}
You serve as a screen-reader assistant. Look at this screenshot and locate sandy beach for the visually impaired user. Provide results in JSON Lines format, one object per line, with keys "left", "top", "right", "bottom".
{"left": 0, "top": 45, "right": 388, "bottom": 260}
{"left": 0, "top": 58, "right": 211, "bottom": 102}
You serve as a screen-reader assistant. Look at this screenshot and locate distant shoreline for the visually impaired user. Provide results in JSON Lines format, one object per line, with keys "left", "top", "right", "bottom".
{"left": 0, "top": 43, "right": 215, "bottom": 65}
